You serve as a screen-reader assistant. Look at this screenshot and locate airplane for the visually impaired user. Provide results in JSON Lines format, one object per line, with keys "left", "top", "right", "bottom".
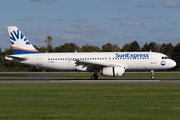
{"left": 5, "top": 26, "right": 176, "bottom": 80}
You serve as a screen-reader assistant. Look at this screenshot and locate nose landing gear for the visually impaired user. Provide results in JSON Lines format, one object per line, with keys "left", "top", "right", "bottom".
{"left": 151, "top": 70, "right": 155, "bottom": 80}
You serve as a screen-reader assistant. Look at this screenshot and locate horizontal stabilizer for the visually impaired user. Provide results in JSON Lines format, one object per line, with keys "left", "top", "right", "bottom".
{"left": 5, "top": 55, "right": 27, "bottom": 61}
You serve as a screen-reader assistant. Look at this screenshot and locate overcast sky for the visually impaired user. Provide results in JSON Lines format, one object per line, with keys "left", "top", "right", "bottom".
{"left": 0, "top": 0, "right": 180, "bottom": 51}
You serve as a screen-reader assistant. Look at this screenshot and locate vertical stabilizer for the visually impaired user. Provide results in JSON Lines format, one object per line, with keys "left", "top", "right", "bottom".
{"left": 7, "top": 26, "right": 41, "bottom": 54}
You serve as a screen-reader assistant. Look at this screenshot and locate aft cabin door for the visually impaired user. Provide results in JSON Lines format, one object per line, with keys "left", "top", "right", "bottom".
{"left": 37, "top": 55, "right": 42, "bottom": 65}
{"left": 150, "top": 54, "right": 156, "bottom": 64}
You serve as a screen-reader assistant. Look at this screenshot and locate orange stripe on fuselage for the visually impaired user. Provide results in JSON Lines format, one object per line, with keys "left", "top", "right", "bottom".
{"left": 12, "top": 46, "right": 38, "bottom": 52}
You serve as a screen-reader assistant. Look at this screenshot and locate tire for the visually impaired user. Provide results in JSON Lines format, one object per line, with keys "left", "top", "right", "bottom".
{"left": 151, "top": 76, "right": 155, "bottom": 80}
{"left": 95, "top": 75, "right": 98, "bottom": 79}
{"left": 91, "top": 75, "right": 98, "bottom": 80}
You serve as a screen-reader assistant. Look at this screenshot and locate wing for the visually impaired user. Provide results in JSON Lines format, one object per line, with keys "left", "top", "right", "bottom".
{"left": 75, "top": 60, "right": 126, "bottom": 71}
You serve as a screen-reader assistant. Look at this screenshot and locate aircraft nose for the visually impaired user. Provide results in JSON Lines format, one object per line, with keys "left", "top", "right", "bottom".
{"left": 171, "top": 60, "right": 176, "bottom": 68}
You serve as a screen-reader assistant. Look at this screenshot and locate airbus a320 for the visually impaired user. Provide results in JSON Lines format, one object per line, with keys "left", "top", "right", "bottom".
{"left": 5, "top": 26, "right": 176, "bottom": 79}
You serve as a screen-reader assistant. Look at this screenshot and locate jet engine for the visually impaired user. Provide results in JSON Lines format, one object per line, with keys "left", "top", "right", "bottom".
{"left": 100, "top": 67, "right": 125, "bottom": 76}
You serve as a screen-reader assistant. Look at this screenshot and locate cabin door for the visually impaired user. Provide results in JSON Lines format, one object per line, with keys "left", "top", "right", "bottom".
{"left": 37, "top": 55, "right": 42, "bottom": 65}
{"left": 150, "top": 54, "right": 156, "bottom": 64}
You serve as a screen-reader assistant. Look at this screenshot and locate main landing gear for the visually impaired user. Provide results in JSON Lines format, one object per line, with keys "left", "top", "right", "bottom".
{"left": 91, "top": 69, "right": 99, "bottom": 80}
{"left": 151, "top": 70, "right": 155, "bottom": 80}
{"left": 91, "top": 74, "right": 98, "bottom": 80}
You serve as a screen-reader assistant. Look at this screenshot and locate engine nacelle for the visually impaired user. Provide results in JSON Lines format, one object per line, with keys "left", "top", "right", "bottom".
{"left": 100, "top": 67, "right": 125, "bottom": 76}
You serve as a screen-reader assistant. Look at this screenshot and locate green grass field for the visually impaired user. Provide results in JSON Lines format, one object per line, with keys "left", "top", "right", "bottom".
{"left": 0, "top": 84, "right": 180, "bottom": 120}
{"left": 0, "top": 72, "right": 180, "bottom": 79}
{"left": 0, "top": 72, "right": 180, "bottom": 119}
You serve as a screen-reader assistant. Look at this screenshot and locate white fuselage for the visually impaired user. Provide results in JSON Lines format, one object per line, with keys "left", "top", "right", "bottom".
{"left": 6, "top": 52, "right": 176, "bottom": 71}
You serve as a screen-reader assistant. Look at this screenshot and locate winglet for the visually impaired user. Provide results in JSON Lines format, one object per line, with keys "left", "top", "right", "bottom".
{"left": 7, "top": 26, "right": 41, "bottom": 54}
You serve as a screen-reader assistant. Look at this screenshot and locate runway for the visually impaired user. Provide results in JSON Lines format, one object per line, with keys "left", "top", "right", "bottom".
{"left": 0, "top": 79, "right": 180, "bottom": 84}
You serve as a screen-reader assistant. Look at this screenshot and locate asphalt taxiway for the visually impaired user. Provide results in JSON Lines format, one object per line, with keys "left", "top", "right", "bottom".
{"left": 0, "top": 79, "right": 180, "bottom": 84}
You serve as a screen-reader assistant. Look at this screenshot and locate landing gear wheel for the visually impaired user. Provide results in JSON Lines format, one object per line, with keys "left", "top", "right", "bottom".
{"left": 151, "top": 70, "right": 155, "bottom": 80}
{"left": 91, "top": 75, "right": 98, "bottom": 80}
{"left": 151, "top": 76, "right": 155, "bottom": 80}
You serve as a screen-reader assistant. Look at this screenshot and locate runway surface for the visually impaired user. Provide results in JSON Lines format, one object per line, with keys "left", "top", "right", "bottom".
{"left": 0, "top": 79, "right": 180, "bottom": 84}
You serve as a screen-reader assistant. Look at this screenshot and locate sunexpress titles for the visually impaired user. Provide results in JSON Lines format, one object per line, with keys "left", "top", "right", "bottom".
{"left": 115, "top": 53, "right": 149, "bottom": 59}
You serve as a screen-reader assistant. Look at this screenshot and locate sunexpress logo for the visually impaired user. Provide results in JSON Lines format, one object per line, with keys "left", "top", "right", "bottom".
{"left": 115, "top": 53, "right": 149, "bottom": 59}
{"left": 10, "top": 30, "right": 31, "bottom": 45}
{"left": 161, "top": 61, "right": 166, "bottom": 66}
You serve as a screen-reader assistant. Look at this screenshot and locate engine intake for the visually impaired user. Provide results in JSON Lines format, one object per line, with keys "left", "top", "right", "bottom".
{"left": 100, "top": 67, "right": 125, "bottom": 76}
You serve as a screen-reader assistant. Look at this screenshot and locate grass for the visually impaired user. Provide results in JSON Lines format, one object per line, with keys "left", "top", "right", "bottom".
{"left": 0, "top": 72, "right": 180, "bottom": 79}
{"left": 0, "top": 84, "right": 180, "bottom": 120}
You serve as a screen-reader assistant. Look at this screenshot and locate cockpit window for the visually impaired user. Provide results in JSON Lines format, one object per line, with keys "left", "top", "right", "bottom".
{"left": 162, "top": 56, "right": 169, "bottom": 59}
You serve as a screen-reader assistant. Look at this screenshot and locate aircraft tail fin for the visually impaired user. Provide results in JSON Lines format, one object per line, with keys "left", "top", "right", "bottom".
{"left": 7, "top": 26, "right": 41, "bottom": 54}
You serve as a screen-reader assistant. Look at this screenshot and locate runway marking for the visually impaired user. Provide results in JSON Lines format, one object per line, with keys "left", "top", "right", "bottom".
{"left": 49, "top": 80, "right": 160, "bottom": 83}
{"left": 2, "top": 79, "right": 180, "bottom": 84}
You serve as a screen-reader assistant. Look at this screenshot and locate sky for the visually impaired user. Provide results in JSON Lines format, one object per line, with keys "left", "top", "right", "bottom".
{"left": 0, "top": 0, "right": 180, "bottom": 51}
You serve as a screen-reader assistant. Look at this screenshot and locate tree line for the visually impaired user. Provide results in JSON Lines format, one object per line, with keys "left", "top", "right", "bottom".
{"left": 1, "top": 36, "right": 180, "bottom": 71}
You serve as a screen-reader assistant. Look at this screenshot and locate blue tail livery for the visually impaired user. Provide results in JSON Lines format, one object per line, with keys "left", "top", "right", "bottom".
{"left": 7, "top": 26, "right": 41, "bottom": 54}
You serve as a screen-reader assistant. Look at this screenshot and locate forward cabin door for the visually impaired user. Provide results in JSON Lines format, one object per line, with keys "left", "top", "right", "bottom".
{"left": 37, "top": 55, "right": 42, "bottom": 65}
{"left": 150, "top": 54, "right": 156, "bottom": 64}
